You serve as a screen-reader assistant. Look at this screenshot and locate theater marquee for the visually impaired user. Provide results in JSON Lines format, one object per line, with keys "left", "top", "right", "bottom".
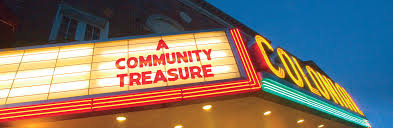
{"left": 0, "top": 29, "right": 260, "bottom": 121}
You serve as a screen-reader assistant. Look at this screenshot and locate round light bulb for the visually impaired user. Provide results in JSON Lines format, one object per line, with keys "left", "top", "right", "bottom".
{"left": 116, "top": 116, "right": 126, "bottom": 121}
{"left": 174, "top": 124, "right": 183, "bottom": 128}
{"left": 202, "top": 105, "right": 212, "bottom": 110}
{"left": 297, "top": 119, "right": 304, "bottom": 123}
{"left": 263, "top": 111, "right": 271, "bottom": 116}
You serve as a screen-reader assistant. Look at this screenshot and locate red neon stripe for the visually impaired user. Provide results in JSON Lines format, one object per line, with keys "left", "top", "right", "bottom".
{"left": 93, "top": 97, "right": 181, "bottom": 111}
{"left": 0, "top": 100, "right": 91, "bottom": 115}
{"left": 182, "top": 80, "right": 247, "bottom": 91}
{"left": 183, "top": 84, "right": 250, "bottom": 95}
{"left": 230, "top": 29, "right": 254, "bottom": 83}
{"left": 93, "top": 93, "right": 181, "bottom": 107}
{"left": 0, "top": 103, "right": 91, "bottom": 118}
{"left": 93, "top": 89, "right": 180, "bottom": 101}
{"left": 231, "top": 29, "right": 260, "bottom": 88}
{"left": 0, "top": 104, "right": 91, "bottom": 119}
{"left": 183, "top": 86, "right": 252, "bottom": 100}
{"left": 0, "top": 99, "right": 90, "bottom": 113}
{"left": 0, "top": 107, "right": 92, "bottom": 122}
{"left": 93, "top": 90, "right": 181, "bottom": 104}
{"left": 182, "top": 83, "right": 250, "bottom": 95}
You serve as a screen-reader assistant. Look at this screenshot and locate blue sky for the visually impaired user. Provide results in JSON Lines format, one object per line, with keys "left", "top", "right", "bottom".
{"left": 205, "top": 0, "right": 393, "bottom": 127}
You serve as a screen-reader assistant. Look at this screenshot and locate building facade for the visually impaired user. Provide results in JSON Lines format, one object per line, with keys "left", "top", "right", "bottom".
{"left": 0, "top": 0, "right": 370, "bottom": 128}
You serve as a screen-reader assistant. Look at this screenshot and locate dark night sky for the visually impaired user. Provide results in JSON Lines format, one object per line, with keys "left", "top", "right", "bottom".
{"left": 205, "top": 0, "right": 393, "bottom": 127}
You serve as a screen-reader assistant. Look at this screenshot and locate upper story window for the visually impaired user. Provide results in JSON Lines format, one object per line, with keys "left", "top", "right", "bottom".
{"left": 84, "top": 24, "right": 101, "bottom": 40}
{"left": 146, "top": 14, "right": 184, "bottom": 34}
{"left": 49, "top": 3, "right": 109, "bottom": 42}
{"left": 57, "top": 16, "right": 78, "bottom": 40}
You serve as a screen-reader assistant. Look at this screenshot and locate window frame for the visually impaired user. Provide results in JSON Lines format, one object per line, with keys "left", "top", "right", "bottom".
{"left": 49, "top": 3, "right": 109, "bottom": 42}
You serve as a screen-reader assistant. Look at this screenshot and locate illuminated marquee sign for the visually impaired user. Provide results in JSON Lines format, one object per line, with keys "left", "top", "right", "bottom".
{"left": 248, "top": 35, "right": 369, "bottom": 126}
{"left": 0, "top": 29, "right": 260, "bottom": 121}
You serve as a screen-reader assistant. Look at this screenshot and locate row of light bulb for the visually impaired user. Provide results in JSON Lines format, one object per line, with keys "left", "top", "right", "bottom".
{"left": 115, "top": 104, "right": 325, "bottom": 128}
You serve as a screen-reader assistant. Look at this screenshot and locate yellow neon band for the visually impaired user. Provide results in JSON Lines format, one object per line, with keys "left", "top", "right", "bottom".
{"left": 319, "top": 74, "right": 347, "bottom": 107}
{"left": 254, "top": 35, "right": 285, "bottom": 78}
{"left": 306, "top": 66, "right": 330, "bottom": 100}
{"left": 292, "top": 57, "right": 321, "bottom": 96}
{"left": 337, "top": 84, "right": 364, "bottom": 115}
{"left": 276, "top": 48, "right": 303, "bottom": 87}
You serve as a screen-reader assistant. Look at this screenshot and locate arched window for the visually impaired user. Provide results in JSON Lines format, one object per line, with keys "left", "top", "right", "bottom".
{"left": 146, "top": 14, "right": 184, "bottom": 34}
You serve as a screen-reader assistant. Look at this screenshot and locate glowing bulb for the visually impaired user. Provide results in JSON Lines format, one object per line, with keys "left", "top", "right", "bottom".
{"left": 116, "top": 116, "right": 126, "bottom": 121}
{"left": 263, "top": 111, "right": 271, "bottom": 116}
{"left": 174, "top": 125, "right": 183, "bottom": 128}
{"left": 202, "top": 105, "right": 212, "bottom": 110}
{"left": 318, "top": 124, "right": 325, "bottom": 128}
{"left": 297, "top": 119, "right": 304, "bottom": 123}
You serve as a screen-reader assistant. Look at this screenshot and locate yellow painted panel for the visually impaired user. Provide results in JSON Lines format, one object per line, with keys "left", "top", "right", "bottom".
{"left": 58, "top": 48, "right": 93, "bottom": 59}
{"left": 129, "top": 37, "right": 161, "bottom": 45}
{"left": 200, "top": 50, "right": 234, "bottom": 60}
{"left": 167, "top": 76, "right": 204, "bottom": 86}
{"left": 197, "top": 42, "right": 231, "bottom": 50}
{"left": 211, "top": 65, "right": 239, "bottom": 74}
{"left": 0, "top": 55, "right": 22, "bottom": 65}
{"left": 128, "top": 80, "right": 167, "bottom": 90}
{"left": 94, "top": 45, "right": 128, "bottom": 55}
{"left": 90, "top": 77, "right": 129, "bottom": 88}
{"left": 0, "top": 63, "right": 19, "bottom": 73}
{"left": 9, "top": 85, "right": 50, "bottom": 97}
{"left": 0, "top": 89, "right": 10, "bottom": 98}
{"left": 163, "top": 46, "right": 197, "bottom": 54}
{"left": 52, "top": 71, "right": 90, "bottom": 84}
{"left": 60, "top": 43, "right": 93, "bottom": 51}
{"left": 129, "top": 42, "right": 157, "bottom": 52}
{"left": 15, "top": 68, "right": 54, "bottom": 79}
{"left": 92, "top": 61, "right": 124, "bottom": 71}
{"left": 24, "top": 47, "right": 58, "bottom": 55}
{"left": 19, "top": 60, "right": 56, "bottom": 71}
{"left": 0, "top": 98, "right": 5, "bottom": 105}
{"left": 164, "top": 39, "right": 196, "bottom": 48}
{"left": 56, "top": 56, "right": 92, "bottom": 67}
{"left": 205, "top": 72, "right": 240, "bottom": 82}
{"left": 93, "top": 52, "right": 127, "bottom": 63}
{"left": 195, "top": 36, "right": 229, "bottom": 45}
{"left": 161, "top": 33, "right": 194, "bottom": 41}
{"left": 0, "top": 50, "right": 24, "bottom": 57}
{"left": 91, "top": 69, "right": 127, "bottom": 79}
{"left": 48, "top": 89, "right": 88, "bottom": 99}
{"left": 50, "top": 80, "right": 89, "bottom": 93}
{"left": 0, "top": 72, "right": 15, "bottom": 81}
{"left": 22, "top": 51, "right": 58, "bottom": 62}
{"left": 0, "top": 80, "right": 13, "bottom": 89}
{"left": 201, "top": 57, "right": 237, "bottom": 66}
{"left": 6, "top": 94, "right": 48, "bottom": 104}
{"left": 13, "top": 76, "right": 52, "bottom": 88}
{"left": 194, "top": 31, "right": 226, "bottom": 38}
{"left": 54, "top": 64, "right": 91, "bottom": 75}
{"left": 95, "top": 40, "right": 128, "bottom": 48}
{"left": 89, "top": 85, "right": 128, "bottom": 95}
